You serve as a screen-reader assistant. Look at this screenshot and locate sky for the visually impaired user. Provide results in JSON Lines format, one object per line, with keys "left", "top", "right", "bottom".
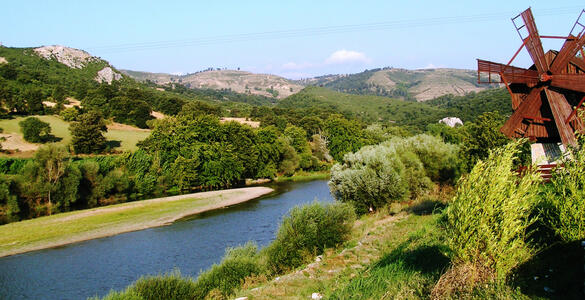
{"left": 1, "top": 1, "right": 584, "bottom": 79}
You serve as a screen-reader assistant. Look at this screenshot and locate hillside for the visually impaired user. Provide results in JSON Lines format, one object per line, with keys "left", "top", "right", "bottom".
{"left": 279, "top": 86, "right": 511, "bottom": 129}
{"left": 303, "top": 67, "right": 498, "bottom": 102}
{"left": 278, "top": 86, "right": 445, "bottom": 128}
{"left": 122, "top": 69, "right": 304, "bottom": 99}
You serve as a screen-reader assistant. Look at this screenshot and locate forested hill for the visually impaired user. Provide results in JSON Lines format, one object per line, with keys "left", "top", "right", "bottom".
{"left": 299, "top": 67, "right": 498, "bottom": 102}
{"left": 0, "top": 46, "right": 278, "bottom": 128}
{"left": 278, "top": 86, "right": 511, "bottom": 129}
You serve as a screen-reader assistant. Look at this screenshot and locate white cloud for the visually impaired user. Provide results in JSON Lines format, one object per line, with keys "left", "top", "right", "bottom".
{"left": 422, "top": 63, "right": 445, "bottom": 69}
{"left": 282, "top": 62, "right": 313, "bottom": 70}
{"left": 325, "top": 50, "right": 371, "bottom": 64}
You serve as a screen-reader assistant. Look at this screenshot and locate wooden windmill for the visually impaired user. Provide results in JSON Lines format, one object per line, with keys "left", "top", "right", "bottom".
{"left": 477, "top": 8, "right": 585, "bottom": 151}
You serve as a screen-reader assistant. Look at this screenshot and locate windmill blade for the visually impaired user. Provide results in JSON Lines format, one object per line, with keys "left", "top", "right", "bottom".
{"left": 477, "top": 59, "right": 539, "bottom": 84}
{"left": 550, "top": 33, "right": 585, "bottom": 74}
{"left": 544, "top": 88, "right": 578, "bottom": 147}
{"left": 518, "top": 8, "right": 549, "bottom": 73}
{"left": 501, "top": 87, "right": 544, "bottom": 137}
{"left": 550, "top": 74, "right": 585, "bottom": 93}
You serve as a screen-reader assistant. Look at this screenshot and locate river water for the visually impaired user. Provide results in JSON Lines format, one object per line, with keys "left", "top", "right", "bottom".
{"left": 0, "top": 179, "right": 333, "bottom": 300}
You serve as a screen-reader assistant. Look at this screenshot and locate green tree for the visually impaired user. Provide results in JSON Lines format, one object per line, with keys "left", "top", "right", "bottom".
{"left": 324, "top": 115, "right": 364, "bottom": 161}
{"left": 25, "top": 145, "right": 77, "bottom": 215}
{"left": 52, "top": 85, "right": 66, "bottom": 103}
{"left": 460, "top": 111, "right": 509, "bottom": 171}
{"left": 70, "top": 111, "right": 107, "bottom": 154}
{"left": 23, "top": 87, "right": 44, "bottom": 114}
{"left": 19, "top": 117, "right": 51, "bottom": 143}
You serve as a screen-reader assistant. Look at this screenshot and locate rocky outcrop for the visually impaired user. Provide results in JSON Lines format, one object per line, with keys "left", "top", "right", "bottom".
{"left": 0, "top": 57, "right": 7, "bottom": 64}
{"left": 439, "top": 117, "right": 463, "bottom": 127}
{"left": 95, "top": 67, "right": 122, "bottom": 84}
{"left": 33, "top": 45, "right": 96, "bottom": 69}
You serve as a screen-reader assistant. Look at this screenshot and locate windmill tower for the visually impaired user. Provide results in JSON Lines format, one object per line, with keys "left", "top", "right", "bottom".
{"left": 477, "top": 8, "right": 585, "bottom": 163}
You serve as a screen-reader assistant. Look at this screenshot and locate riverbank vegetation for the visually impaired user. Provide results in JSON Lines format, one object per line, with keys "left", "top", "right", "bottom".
{"left": 94, "top": 124, "right": 585, "bottom": 299}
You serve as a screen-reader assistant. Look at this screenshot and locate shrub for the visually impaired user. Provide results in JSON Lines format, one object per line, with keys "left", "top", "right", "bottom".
{"left": 394, "top": 134, "right": 461, "bottom": 182}
{"left": 19, "top": 117, "right": 51, "bottom": 143}
{"left": 60, "top": 107, "right": 79, "bottom": 121}
{"left": 443, "top": 141, "right": 541, "bottom": 282}
{"left": 131, "top": 270, "right": 197, "bottom": 300}
{"left": 265, "top": 202, "right": 355, "bottom": 273}
{"left": 329, "top": 144, "right": 408, "bottom": 214}
{"left": 193, "top": 242, "right": 260, "bottom": 299}
{"left": 541, "top": 145, "right": 585, "bottom": 242}
{"left": 328, "top": 136, "right": 444, "bottom": 214}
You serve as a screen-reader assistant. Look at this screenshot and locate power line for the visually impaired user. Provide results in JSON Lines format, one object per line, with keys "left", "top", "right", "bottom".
{"left": 88, "top": 6, "right": 583, "bottom": 54}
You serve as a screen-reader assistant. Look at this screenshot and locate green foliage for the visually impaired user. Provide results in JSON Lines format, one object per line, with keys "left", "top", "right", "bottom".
{"left": 541, "top": 145, "right": 585, "bottom": 242}
{"left": 329, "top": 143, "right": 409, "bottom": 214}
{"left": 265, "top": 202, "right": 356, "bottom": 274}
{"left": 329, "top": 135, "right": 450, "bottom": 214}
{"left": 329, "top": 215, "right": 449, "bottom": 299}
{"left": 70, "top": 111, "right": 107, "bottom": 154}
{"left": 193, "top": 242, "right": 260, "bottom": 299}
{"left": 19, "top": 117, "right": 51, "bottom": 143}
{"left": 284, "top": 125, "right": 310, "bottom": 154}
{"left": 23, "top": 144, "right": 80, "bottom": 214}
{"left": 444, "top": 141, "right": 541, "bottom": 281}
{"left": 131, "top": 270, "right": 198, "bottom": 300}
{"left": 59, "top": 107, "right": 79, "bottom": 121}
{"left": 459, "top": 111, "right": 509, "bottom": 171}
{"left": 277, "top": 136, "right": 300, "bottom": 176}
{"left": 394, "top": 134, "right": 462, "bottom": 182}
{"left": 426, "top": 88, "right": 513, "bottom": 123}
{"left": 323, "top": 115, "right": 364, "bottom": 161}
{"left": 426, "top": 123, "right": 464, "bottom": 144}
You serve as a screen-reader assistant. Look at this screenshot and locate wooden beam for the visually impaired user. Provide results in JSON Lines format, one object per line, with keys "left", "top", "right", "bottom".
{"left": 545, "top": 88, "right": 578, "bottom": 147}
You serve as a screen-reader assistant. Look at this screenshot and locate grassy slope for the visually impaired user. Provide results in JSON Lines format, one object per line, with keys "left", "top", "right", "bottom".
{"left": 236, "top": 202, "right": 582, "bottom": 299}
{"left": 0, "top": 187, "right": 273, "bottom": 257}
{"left": 235, "top": 212, "right": 446, "bottom": 299}
{"left": 0, "top": 115, "right": 150, "bottom": 152}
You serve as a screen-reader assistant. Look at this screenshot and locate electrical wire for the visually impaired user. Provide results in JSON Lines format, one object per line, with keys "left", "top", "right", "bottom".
{"left": 87, "top": 6, "right": 583, "bottom": 54}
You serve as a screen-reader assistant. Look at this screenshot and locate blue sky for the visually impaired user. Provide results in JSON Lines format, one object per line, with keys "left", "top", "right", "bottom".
{"left": 2, "top": 1, "right": 584, "bottom": 78}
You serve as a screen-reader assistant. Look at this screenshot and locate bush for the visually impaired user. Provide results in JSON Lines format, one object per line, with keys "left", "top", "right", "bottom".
{"left": 60, "top": 107, "right": 79, "bottom": 122}
{"left": 19, "top": 117, "right": 51, "bottom": 143}
{"left": 131, "top": 270, "right": 197, "bottom": 300}
{"left": 328, "top": 135, "right": 447, "bottom": 214}
{"left": 394, "top": 134, "right": 461, "bottom": 182}
{"left": 541, "top": 145, "right": 585, "bottom": 242}
{"left": 443, "top": 141, "right": 541, "bottom": 282}
{"left": 265, "top": 202, "right": 355, "bottom": 273}
{"left": 193, "top": 242, "right": 260, "bottom": 299}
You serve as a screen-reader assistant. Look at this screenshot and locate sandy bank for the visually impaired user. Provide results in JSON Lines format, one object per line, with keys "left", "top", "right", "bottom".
{"left": 0, "top": 186, "right": 273, "bottom": 258}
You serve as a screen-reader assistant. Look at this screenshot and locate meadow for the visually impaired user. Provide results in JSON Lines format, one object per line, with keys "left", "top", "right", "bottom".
{"left": 0, "top": 115, "right": 151, "bottom": 155}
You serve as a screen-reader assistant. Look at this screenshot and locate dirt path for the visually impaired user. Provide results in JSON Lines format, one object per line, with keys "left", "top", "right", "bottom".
{"left": 0, "top": 186, "right": 273, "bottom": 258}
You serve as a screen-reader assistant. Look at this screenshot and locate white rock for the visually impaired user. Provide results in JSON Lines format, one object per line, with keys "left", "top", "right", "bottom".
{"left": 234, "top": 297, "right": 248, "bottom": 300}
{"left": 33, "top": 45, "right": 96, "bottom": 69}
{"left": 0, "top": 57, "right": 7, "bottom": 64}
{"left": 439, "top": 117, "right": 463, "bottom": 127}
{"left": 311, "top": 292, "right": 323, "bottom": 299}
{"left": 274, "top": 276, "right": 280, "bottom": 281}
{"left": 315, "top": 255, "right": 322, "bottom": 262}
{"left": 95, "top": 67, "right": 122, "bottom": 84}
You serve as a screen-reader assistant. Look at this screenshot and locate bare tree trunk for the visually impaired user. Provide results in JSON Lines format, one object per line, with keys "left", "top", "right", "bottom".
{"left": 48, "top": 190, "right": 52, "bottom": 216}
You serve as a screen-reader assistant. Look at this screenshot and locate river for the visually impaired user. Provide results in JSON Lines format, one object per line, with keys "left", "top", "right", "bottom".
{"left": 0, "top": 179, "right": 333, "bottom": 300}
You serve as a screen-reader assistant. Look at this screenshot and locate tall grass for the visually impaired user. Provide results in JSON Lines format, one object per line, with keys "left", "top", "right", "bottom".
{"left": 443, "top": 141, "right": 541, "bottom": 283}
{"left": 192, "top": 242, "right": 260, "bottom": 299}
{"left": 541, "top": 144, "right": 585, "bottom": 242}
